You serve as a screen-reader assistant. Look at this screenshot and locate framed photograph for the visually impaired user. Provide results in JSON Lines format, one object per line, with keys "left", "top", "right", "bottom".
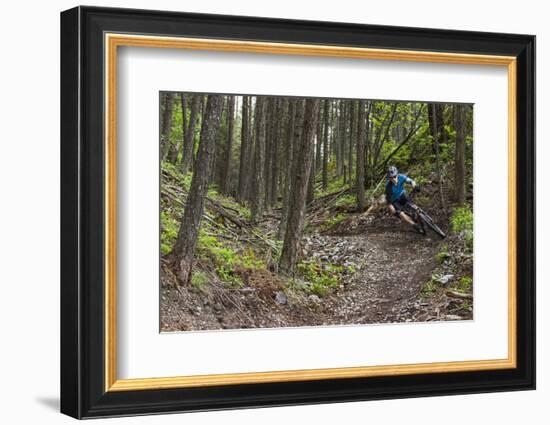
{"left": 60, "top": 6, "right": 535, "bottom": 419}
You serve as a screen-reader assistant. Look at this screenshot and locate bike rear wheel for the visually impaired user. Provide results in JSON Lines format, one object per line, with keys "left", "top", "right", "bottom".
{"left": 418, "top": 210, "right": 446, "bottom": 239}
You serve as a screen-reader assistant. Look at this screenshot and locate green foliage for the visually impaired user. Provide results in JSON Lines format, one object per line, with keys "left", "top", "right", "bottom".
{"left": 457, "top": 275, "right": 473, "bottom": 292}
{"left": 297, "top": 259, "right": 344, "bottom": 296}
{"left": 436, "top": 244, "right": 450, "bottom": 264}
{"left": 214, "top": 192, "right": 252, "bottom": 220}
{"left": 197, "top": 231, "right": 265, "bottom": 286}
{"left": 421, "top": 272, "right": 472, "bottom": 300}
{"left": 320, "top": 213, "right": 346, "bottom": 232}
{"left": 170, "top": 99, "right": 184, "bottom": 147}
{"left": 316, "top": 175, "right": 345, "bottom": 197}
{"left": 160, "top": 211, "right": 179, "bottom": 255}
{"left": 215, "top": 266, "right": 243, "bottom": 287}
{"left": 162, "top": 161, "right": 193, "bottom": 191}
{"left": 207, "top": 185, "right": 220, "bottom": 198}
{"left": 420, "top": 279, "right": 437, "bottom": 298}
{"left": 412, "top": 174, "right": 430, "bottom": 187}
{"left": 451, "top": 205, "right": 473, "bottom": 249}
{"left": 191, "top": 271, "right": 209, "bottom": 290}
{"left": 334, "top": 194, "right": 356, "bottom": 209}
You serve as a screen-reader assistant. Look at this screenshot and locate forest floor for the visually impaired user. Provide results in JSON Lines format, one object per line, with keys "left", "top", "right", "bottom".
{"left": 160, "top": 174, "right": 473, "bottom": 332}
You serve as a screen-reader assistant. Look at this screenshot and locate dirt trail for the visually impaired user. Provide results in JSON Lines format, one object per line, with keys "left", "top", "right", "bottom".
{"left": 305, "top": 216, "right": 442, "bottom": 325}
{"left": 161, "top": 212, "right": 459, "bottom": 332}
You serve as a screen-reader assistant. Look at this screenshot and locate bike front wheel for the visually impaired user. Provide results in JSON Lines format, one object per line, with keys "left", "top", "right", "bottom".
{"left": 418, "top": 210, "right": 446, "bottom": 239}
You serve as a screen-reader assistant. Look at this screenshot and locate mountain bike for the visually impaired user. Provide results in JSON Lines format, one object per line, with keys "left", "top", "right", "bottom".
{"left": 403, "top": 188, "right": 446, "bottom": 239}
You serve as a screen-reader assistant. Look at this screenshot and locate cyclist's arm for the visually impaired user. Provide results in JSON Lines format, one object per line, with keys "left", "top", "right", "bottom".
{"left": 405, "top": 176, "right": 416, "bottom": 190}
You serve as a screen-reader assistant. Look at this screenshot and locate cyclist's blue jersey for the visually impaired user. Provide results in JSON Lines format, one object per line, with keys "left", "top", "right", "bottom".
{"left": 386, "top": 174, "right": 413, "bottom": 203}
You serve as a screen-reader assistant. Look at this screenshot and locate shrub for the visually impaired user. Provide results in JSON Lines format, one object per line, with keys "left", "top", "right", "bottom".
{"left": 191, "top": 271, "right": 209, "bottom": 290}
{"left": 297, "top": 259, "right": 341, "bottom": 296}
{"left": 334, "top": 194, "right": 356, "bottom": 209}
{"left": 162, "top": 161, "right": 193, "bottom": 191}
{"left": 317, "top": 175, "right": 345, "bottom": 197}
{"left": 451, "top": 205, "right": 473, "bottom": 250}
{"left": 420, "top": 280, "right": 437, "bottom": 298}
{"left": 436, "top": 244, "right": 450, "bottom": 264}
{"left": 457, "top": 275, "right": 473, "bottom": 292}
{"left": 160, "top": 211, "right": 179, "bottom": 255}
{"left": 197, "top": 231, "right": 265, "bottom": 285}
{"left": 320, "top": 213, "right": 346, "bottom": 232}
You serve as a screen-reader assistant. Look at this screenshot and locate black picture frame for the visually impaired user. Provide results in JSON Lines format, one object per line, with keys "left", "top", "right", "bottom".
{"left": 61, "top": 5, "right": 536, "bottom": 419}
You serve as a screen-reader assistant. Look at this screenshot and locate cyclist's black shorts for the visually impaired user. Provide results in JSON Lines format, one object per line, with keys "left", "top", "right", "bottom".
{"left": 391, "top": 192, "right": 411, "bottom": 215}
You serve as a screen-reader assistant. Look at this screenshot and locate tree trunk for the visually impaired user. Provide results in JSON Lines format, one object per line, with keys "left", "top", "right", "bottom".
{"left": 315, "top": 103, "right": 323, "bottom": 171}
{"left": 356, "top": 100, "right": 366, "bottom": 210}
{"left": 180, "top": 94, "right": 201, "bottom": 174}
{"left": 454, "top": 104, "right": 466, "bottom": 204}
{"left": 337, "top": 100, "right": 345, "bottom": 177}
{"left": 263, "top": 99, "right": 274, "bottom": 209}
{"left": 270, "top": 99, "right": 281, "bottom": 206}
{"left": 160, "top": 93, "right": 174, "bottom": 161}
{"left": 172, "top": 94, "right": 224, "bottom": 284}
{"left": 430, "top": 104, "right": 446, "bottom": 209}
{"left": 428, "top": 104, "right": 445, "bottom": 152}
{"left": 306, "top": 153, "right": 315, "bottom": 204}
{"left": 280, "top": 99, "right": 305, "bottom": 237}
{"left": 246, "top": 97, "right": 255, "bottom": 203}
{"left": 348, "top": 100, "right": 356, "bottom": 184}
{"left": 278, "top": 99, "right": 298, "bottom": 239}
{"left": 250, "top": 97, "right": 267, "bottom": 222}
{"left": 279, "top": 98, "right": 320, "bottom": 274}
{"left": 222, "top": 95, "right": 235, "bottom": 194}
{"left": 307, "top": 102, "right": 323, "bottom": 204}
{"left": 237, "top": 96, "right": 250, "bottom": 202}
{"left": 322, "top": 99, "right": 330, "bottom": 190}
{"left": 363, "top": 101, "right": 372, "bottom": 187}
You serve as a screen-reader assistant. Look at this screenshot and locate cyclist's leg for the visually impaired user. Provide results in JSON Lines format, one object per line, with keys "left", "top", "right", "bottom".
{"left": 399, "top": 211, "right": 415, "bottom": 225}
{"left": 395, "top": 194, "right": 415, "bottom": 226}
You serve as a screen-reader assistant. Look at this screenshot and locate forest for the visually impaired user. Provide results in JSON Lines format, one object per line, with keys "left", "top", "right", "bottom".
{"left": 159, "top": 92, "right": 474, "bottom": 332}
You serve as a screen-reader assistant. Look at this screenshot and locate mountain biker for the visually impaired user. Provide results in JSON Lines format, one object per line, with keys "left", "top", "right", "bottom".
{"left": 385, "top": 165, "right": 425, "bottom": 234}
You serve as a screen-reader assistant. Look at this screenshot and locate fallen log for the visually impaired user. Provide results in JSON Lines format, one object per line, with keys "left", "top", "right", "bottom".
{"left": 445, "top": 290, "right": 473, "bottom": 300}
{"left": 205, "top": 197, "right": 247, "bottom": 228}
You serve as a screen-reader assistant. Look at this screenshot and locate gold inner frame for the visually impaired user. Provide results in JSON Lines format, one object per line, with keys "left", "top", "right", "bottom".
{"left": 104, "top": 33, "right": 517, "bottom": 392}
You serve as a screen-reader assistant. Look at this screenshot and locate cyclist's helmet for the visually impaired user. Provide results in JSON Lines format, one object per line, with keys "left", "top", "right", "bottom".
{"left": 387, "top": 165, "right": 398, "bottom": 178}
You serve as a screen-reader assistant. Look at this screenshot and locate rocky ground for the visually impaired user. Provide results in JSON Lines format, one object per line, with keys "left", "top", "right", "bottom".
{"left": 160, "top": 207, "right": 473, "bottom": 332}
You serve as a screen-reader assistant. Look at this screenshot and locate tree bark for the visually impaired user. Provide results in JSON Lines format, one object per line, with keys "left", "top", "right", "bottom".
{"left": 263, "top": 98, "right": 275, "bottom": 209}
{"left": 237, "top": 96, "right": 250, "bottom": 202}
{"left": 306, "top": 150, "right": 315, "bottom": 204}
{"left": 322, "top": 99, "right": 330, "bottom": 190}
{"left": 180, "top": 94, "right": 201, "bottom": 174}
{"left": 280, "top": 99, "right": 305, "bottom": 237}
{"left": 278, "top": 99, "right": 297, "bottom": 239}
{"left": 430, "top": 104, "right": 446, "bottom": 209}
{"left": 246, "top": 97, "right": 255, "bottom": 203}
{"left": 315, "top": 103, "right": 323, "bottom": 171}
{"left": 337, "top": 100, "right": 345, "bottom": 177}
{"left": 279, "top": 98, "right": 320, "bottom": 274}
{"left": 250, "top": 97, "right": 267, "bottom": 222}
{"left": 160, "top": 93, "right": 174, "bottom": 161}
{"left": 356, "top": 100, "right": 367, "bottom": 211}
{"left": 454, "top": 104, "right": 466, "bottom": 204}
{"left": 428, "top": 104, "right": 445, "bottom": 152}
{"left": 172, "top": 94, "right": 224, "bottom": 284}
{"left": 348, "top": 100, "right": 356, "bottom": 184}
{"left": 363, "top": 101, "right": 372, "bottom": 187}
{"left": 222, "top": 95, "right": 235, "bottom": 194}
{"left": 270, "top": 99, "right": 282, "bottom": 206}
